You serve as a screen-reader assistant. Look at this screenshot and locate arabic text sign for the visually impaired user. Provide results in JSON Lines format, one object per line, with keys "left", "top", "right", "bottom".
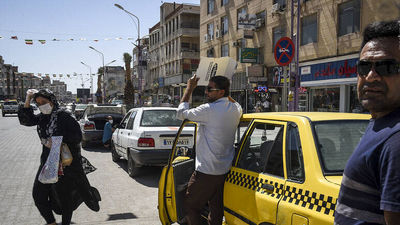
{"left": 300, "top": 58, "right": 358, "bottom": 82}
{"left": 195, "top": 57, "right": 238, "bottom": 86}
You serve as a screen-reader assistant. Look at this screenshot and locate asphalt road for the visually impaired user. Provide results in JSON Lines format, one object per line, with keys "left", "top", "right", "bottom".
{"left": 0, "top": 111, "right": 163, "bottom": 225}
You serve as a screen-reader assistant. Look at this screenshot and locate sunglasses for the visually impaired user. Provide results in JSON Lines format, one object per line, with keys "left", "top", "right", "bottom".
{"left": 357, "top": 60, "right": 400, "bottom": 77}
{"left": 206, "top": 86, "right": 221, "bottom": 92}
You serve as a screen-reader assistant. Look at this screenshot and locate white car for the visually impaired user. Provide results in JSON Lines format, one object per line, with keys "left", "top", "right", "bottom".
{"left": 111, "top": 107, "right": 194, "bottom": 177}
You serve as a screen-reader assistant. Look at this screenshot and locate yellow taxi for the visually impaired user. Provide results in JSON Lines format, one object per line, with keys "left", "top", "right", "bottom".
{"left": 158, "top": 112, "right": 371, "bottom": 225}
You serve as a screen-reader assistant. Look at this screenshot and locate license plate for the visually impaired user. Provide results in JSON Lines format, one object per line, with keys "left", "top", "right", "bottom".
{"left": 163, "top": 139, "right": 188, "bottom": 145}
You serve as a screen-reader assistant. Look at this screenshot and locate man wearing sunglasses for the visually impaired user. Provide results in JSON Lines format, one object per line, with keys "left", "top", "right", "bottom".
{"left": 177, "top": 75, "right": 242, "bottom": 225}
{"left": 335, "top": 20, "right": 400, "bottom": 225}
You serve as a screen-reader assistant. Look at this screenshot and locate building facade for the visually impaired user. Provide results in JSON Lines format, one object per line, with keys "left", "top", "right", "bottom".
{"left": 104, "top": 66, "right": 125, "bottom": 100}
{"left": 147, "top": 2, "right": 200, "bottom": 106}
{"left": 200, "top": 0, "right": 400, "bottom": 112}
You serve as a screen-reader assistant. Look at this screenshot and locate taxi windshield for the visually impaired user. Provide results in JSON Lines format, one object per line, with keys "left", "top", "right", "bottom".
{"left": 312, "top": 120, "right": 369, "bottom": 174}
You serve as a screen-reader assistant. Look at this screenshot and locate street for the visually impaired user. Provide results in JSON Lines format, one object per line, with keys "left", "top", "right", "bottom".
{"left": 0, "top": 112, "right": 162, "bottom": 225}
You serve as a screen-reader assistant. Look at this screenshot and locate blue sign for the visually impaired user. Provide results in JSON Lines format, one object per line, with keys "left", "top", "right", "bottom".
{"left": 300, "top": 58, "right": 358, "bottom": 82}
{"left": 274, "top": 37, "right": 295, "bottom": 66}
{"left": 158, "top": 77, "right": 164, "bottom": 87}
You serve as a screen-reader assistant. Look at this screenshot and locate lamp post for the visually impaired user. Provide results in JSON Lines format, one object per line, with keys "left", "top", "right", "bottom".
{"left": 80, "top": 61, "right": 93, "bottom": 100}
{"left": 89, "top": 46, "right": 105, "bottom": 103}
{"left": 114, "top": 4, "right": 142, "bottom": 94}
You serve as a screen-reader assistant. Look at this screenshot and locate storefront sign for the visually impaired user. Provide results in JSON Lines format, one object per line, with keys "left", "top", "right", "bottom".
{"left": 247, "top": 64, "right": 263, "bottom": 77}
{"left": 158, "top": 77, "right": 164, "bottom": 87}
{"left": 238, "top": 14, "right": 257, "bottom": 29}
{"left": 241, "top": 48, "right": 259, "bottom": 63}
{"left": 300, "top": 58, "right": 358, "bottom": 82}
{"left": 248, "top": 76, "right": 268, "bottom": 83}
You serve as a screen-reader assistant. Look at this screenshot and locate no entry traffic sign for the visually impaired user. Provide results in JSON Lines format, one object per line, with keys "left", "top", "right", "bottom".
{"left": 274, "top": 37, "right": 295, "bottom": 66}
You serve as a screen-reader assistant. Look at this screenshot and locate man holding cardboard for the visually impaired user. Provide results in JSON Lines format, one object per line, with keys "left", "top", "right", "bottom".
{"left": 177, "top": 74, "right": 242, "bottom": 225}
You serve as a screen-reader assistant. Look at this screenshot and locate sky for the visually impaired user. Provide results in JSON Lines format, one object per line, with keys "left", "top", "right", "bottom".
{"left": 0, "top": 0, "right": 200, "bottom": 94}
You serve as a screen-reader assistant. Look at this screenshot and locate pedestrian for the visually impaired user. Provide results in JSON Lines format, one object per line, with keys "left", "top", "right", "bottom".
{"left": 102, "top": 115, "right": 115, "bottom": 148}
{"left": 177, "top": 75, "right": 242, "bottom": 225}
{"left": 334, "top": 20, "right": 400, "bottom": 225}
{"left": 18, "top": 89, "right": 101, "bottom": 225}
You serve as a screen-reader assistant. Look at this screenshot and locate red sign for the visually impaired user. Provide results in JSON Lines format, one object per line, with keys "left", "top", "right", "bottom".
{"left": 274, "top": 37, "right": 295, "bottom": 66}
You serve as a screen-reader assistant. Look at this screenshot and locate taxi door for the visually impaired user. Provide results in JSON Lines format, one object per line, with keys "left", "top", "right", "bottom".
{"left": 158, "top": 120, "right": 197, "bottom": 225}
{"left": 224, "top": 119, "right": 287, "bottom": 225}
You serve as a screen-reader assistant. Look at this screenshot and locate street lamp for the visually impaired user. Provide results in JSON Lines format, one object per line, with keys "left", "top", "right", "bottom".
{"left": 114, "top": 3, "right": 142, "bottom": 94}
{"left": 89, "top": 46, "right": 105, "bottom": 103}
{"left": 80, "top": 61, "right": 93, "bottom": 100}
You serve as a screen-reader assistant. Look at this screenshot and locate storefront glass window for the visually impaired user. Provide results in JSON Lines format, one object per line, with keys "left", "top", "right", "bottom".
{"left": 311, "top": 87, "right": 340, "bottom": 112}
{"left": 350, "top": 85, "right": 365, "bottom": 113}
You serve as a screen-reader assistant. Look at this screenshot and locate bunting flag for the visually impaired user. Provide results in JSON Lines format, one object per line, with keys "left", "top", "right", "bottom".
{"left": 67, "top": 74, "right": 70, "bottom": 78}
{"left": 1, "top": 35, "right": 135, "bottom": 45}
{"left": 59, "top": 74, "right": 63, "bottom": 77}
{"left": 38, "top": 73, "right": 42, "bottom": 77}
{"left": 53, "top": 74, "right": 56, "bottom": 77}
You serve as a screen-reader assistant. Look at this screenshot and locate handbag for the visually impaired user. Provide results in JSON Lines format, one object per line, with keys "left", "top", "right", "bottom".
{"left": 61, "top": 143, "right": 73, "bottom": 166}
{"left": 38, "top": 136, "right": 63, "bottom": 184}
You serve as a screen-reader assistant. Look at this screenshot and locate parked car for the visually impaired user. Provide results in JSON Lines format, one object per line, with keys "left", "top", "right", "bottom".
{"left": 2, "top": 100, "right": 19, "bottom": 116}
{"left": 78, "top": 104, "right": 126, "bottom": 147}
{"left": 158, "top": 112, "right": 371, "bottom": 225}
{"left": 74, "top": 104, "right": 87, "bottom": 119}
{"left": 111, "top": 107, "right": 194, "bottom": 177}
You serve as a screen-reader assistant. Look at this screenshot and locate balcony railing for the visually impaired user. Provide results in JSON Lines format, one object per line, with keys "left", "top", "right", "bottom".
{"left": 180, "top": 51, "right": 200, "bottom": 59}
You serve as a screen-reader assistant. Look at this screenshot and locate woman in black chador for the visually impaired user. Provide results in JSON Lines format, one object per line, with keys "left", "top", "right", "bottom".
{"left": 18, "top": 89, "right": 100, "bottom": 225}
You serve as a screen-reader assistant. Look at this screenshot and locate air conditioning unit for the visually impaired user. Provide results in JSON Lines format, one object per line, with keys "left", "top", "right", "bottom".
{"left": 255, "top": 18, "right": 265, "bottom": 29}
{"left": 204, "top": 34, "right": 209, "bottom": 42}
{"left": 232, "top": 41, "right": 241, "bottom": 47}
{"left": 215, "top": 29, "right": 221, "bottom": 38}
{"left": 272, "top": 3, "right": 284, "bottom": 14}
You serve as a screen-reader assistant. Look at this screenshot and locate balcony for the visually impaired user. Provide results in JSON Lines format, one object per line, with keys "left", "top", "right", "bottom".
{"left": 178, "top": 28, "right": 199, "bottom": 37}
{"left": 180, "top": 50, "right": 200, "bottom": 59}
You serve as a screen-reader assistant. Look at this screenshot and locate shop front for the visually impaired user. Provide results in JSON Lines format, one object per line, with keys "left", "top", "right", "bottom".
{"left": 299, "top": 54, "right": 364, "bottom": 113}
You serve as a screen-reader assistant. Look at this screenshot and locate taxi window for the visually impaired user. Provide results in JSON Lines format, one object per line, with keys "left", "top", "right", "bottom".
{"left": 119, "top": 111, "right": 132, "bottom": 129}
{"left": 286, "top": 124, "right": 304, "bottom": 181}
{"left": 313, "top": 120, "right": 368, "bottom": 173}
{"left": 237, "top": 122, "right": 283, "bottom": 174}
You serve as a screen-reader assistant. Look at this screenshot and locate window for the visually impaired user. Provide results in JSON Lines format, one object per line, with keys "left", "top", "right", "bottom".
{"left": 301, "top": 14, "right": 317, "bottom": 45}
{"left": 221, "top": 44, "right": 229, "bottom": 57}
{"left": 141, "top": 110, "right": 183, "bottom": 126}
{"left": 221, "top": 0, "right": 228, "bottom": 6}
{"left": 126, "top": 111, "right": 137, "bottom": 129}
{"left": 120, "top": 111, "right": 132, "bottom": 129}
{"left": 237, "top": 7, "right": 247, "bottom": 29}
{"left": 207, "top": 23, "right": 214, "bottom": 40}
{"left": 237, "top": 122, "right": 284, "bottom": 176}
{"left": 273, "top": 26, "right": 286, "bottom": 51}
{"left": 338, "top": 0, "right": 360, "bottom": 36}
{"left": 273, "top": 0, "right": 286, "bottom": 8}
{"left": 221, "top": 16, "right": 229, "bottom": 35}
{"left": 256, "top": 10, "right": 266, "bottom": 20}
{"left": 313, "top": 120, "right": 369, "bottom": 173}
{"left": 208, "top": 0, "right": 215, "bottom": 14}
{"left": 286, "top": 124, "right": 304, "bottom": 181}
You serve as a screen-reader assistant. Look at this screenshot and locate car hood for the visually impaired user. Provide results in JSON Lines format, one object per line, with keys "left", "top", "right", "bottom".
{"left": 325, "top": 176, "right": 342, "bottom": 186}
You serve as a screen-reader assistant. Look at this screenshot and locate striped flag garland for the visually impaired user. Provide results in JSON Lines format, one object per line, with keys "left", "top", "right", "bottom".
{"left": 0, "top": 36, "right": 3, "bottom": 39}
{"left": 25, "top": 39, "right": 33, "bottom": 45}
{"left": 39, "top": 40, "right": 46, "bottom": 44}
{"left": 11, "top": 36, "right": 18, "bottom": 40}
{"left": 94, "top": 39, "right": 99, "bottom": 42}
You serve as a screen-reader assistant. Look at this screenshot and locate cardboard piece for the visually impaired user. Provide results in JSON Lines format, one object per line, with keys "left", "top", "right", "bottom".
{"left": 195, "top": 57, "right": 238, "bottom": 86}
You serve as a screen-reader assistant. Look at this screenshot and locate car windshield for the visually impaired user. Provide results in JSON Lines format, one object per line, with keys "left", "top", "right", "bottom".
{"left": 312, "top": 120, "right": 369, "bottom": 173}
{"left": 141, "top": 110, "right": 182, "bottom": 127}
{"left": 4, "top": 102, "right": 18, "bottom": 105}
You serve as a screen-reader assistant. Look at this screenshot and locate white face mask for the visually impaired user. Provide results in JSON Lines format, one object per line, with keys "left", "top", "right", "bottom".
{"left": 39, "top": 103, "right": 53, "bottom": 114}
{"left": 109, "top": 120, "right": 113, "bottom": 124}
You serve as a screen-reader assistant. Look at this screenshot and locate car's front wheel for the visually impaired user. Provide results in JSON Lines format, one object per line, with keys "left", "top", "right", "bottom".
{"left": 127, "top": 152, "right": 140, "bottom": 177}
{"left": 111, "top": 142, "right": 120, "bottom": 162}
